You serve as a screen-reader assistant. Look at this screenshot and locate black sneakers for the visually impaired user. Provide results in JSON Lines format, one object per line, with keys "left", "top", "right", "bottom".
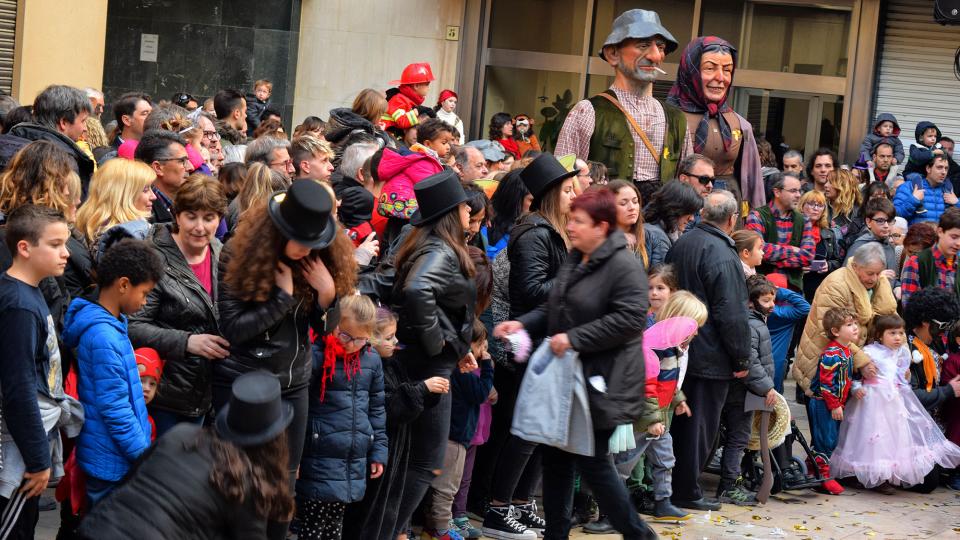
{"left": 513, "top": 501, "right": 546, "bottom": 536}
{"left": 481, "top": 505, "right": 538, "bottom": 540}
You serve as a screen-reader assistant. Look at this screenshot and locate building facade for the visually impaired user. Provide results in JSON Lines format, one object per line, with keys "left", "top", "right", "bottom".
{"left": 3, "top": 0, "right": 955, "bottom": 165}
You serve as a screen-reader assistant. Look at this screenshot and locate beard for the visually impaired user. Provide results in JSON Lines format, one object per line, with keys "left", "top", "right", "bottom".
{"left": 617, "top": 58, "right": 658, "bottom": 83}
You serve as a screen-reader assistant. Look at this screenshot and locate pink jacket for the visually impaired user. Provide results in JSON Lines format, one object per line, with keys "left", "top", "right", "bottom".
{"left": 377, "top": 149, "right": 443, "bottom": 220}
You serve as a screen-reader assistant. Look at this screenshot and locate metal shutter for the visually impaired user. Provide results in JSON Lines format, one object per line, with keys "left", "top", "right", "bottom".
{"left": 0, "top": 0, "right": 14, "bottom": 95}
{"left": 873, "top": 0, "right": 960, "bottom": 147}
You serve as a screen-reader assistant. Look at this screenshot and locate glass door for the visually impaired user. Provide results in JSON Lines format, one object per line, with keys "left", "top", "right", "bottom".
{"left": 733, "top": 87, "right": 844, "bottom": 164}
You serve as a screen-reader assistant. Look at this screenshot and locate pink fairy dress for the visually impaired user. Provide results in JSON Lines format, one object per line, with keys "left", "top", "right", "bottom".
{"left": 830, "top": 342, "right": 960, "bottom": 488}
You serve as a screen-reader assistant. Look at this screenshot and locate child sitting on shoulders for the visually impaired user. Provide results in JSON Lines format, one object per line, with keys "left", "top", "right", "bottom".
{"left": 646, "top": 264, "right": 677, "bottom": 328}
{"left": 859, "top": 113, "right": 904, "bottom": 165}
{"left": 298, "top": 294, "right": 387, "bottom": 540}
{"left": 831, "top": 314, "right": 960, "bottom": 493}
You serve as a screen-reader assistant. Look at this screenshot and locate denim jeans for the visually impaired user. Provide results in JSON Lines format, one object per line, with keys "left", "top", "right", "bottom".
{"left": 148, "top": 408, "right": 205, "bottom": 439}
{"left": 541, "top": 431, "right": 654, "bottom": 540}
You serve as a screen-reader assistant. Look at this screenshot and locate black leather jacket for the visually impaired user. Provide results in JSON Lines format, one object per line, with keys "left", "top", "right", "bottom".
{"left": 507, "top": 213, "right": 567, "bottom": 319}
{"left": 215, "top": 245, "right": 337, "bottom": 392}
{"left": 129, "top": 225, "right": 222, "bottom": 417}
{"left": 390, "top": 235, "right": 476, "bottom": 378}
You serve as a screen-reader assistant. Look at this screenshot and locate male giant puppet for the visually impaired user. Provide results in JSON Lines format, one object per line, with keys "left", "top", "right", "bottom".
{"left": 556, "top": 9, "right": 693, "bottom": 204}
{"left": 667, "top": 37, "right": 764, "bottom": 213}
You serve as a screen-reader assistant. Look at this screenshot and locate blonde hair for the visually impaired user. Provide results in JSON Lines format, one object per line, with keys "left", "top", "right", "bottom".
{"left": 339, "top": 294, "right": 376, "bottom": 334}
{"left": 798, "top": 189, "right": 829, "bottom": 229}
{"left": 75, "top": 159, "right": 154, "bottom": 242}
{"left": 84, "top": 116, "right": 109, "bottom": 148}
{"left": 656, "top": 290, "right": 708, "bottom": 326}
{"left": 829, "top": 169, "right": 862, "bottom": 218}
{"left": 537, "top": 180, "right": 571, "bottom": 248}
{"left": 236, "top": 162, "right": 289, "bottom": 218}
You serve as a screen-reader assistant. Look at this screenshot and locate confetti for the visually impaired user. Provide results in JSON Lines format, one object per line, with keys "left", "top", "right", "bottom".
{"left": 794, "top": 525, "right": 808, "bottom": 531}
{"left": 752, "top": 515, "right": 763, "bottom": 521}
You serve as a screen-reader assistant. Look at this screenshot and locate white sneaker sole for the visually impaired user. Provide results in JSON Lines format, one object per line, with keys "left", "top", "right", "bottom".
{"left": 481, "top": 527, "right": 538, "bottom": 539}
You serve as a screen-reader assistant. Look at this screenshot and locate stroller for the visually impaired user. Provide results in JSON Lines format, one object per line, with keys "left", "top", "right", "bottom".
{"left": 707, "top": 419, "right": 830, "bottom": 495}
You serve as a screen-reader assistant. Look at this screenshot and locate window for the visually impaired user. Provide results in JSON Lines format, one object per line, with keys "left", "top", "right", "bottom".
{"left": 489, "top": 0, "right": 588, "bottom": 55}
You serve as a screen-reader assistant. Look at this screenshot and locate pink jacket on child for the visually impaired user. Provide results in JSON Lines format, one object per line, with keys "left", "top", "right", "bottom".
{"left": 376, "top": 148, "right": 443, "bottom": 220}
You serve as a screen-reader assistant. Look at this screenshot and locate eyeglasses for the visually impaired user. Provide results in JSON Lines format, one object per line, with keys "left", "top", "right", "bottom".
{"left": 202, "top": 130, "right": 220, "bottom": 141}
{"left": 337, "top": 330, "right": 370, "bottom": 347}
{"left": 868, "top": 216, "right": 892, "bottom": 225}
{"left": 157, "top": 156, "right": 190, "bottom": 166}
{"left": 889, "top": 232, "right": 903, "bottom": 239}
{"left": 932, "top": 318, "right": 954, "bottom": 332}
{"left": 779, "top": 188, "right": 802, "bottom": 194}
{"left": 683, "top": 173, "right": 714, "bottom": 186}
{"left": 270, "top": 159, "right": 294, "bottom": 169}
{"left": 804, "top": 202, "right": 826, "bottom": 210}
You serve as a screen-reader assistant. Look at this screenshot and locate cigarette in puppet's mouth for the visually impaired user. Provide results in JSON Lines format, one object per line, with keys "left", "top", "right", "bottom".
{"left": 653, "top": 66, "right": 667, "bottom": 75}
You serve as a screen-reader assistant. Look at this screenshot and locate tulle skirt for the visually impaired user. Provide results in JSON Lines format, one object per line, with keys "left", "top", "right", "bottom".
{"left": 830, "top": 382, "right": 960, "bottom": 488}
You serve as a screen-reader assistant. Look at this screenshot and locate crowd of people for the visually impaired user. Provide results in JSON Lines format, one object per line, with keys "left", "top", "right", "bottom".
{"left": 0, "top": 7, "right": 960, "bottom": 540}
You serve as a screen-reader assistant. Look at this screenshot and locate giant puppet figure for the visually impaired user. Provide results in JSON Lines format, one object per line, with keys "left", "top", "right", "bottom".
{"left": 667, "top": 37, "right": 765, "bottom": 212}
{"left": 556, "top": 9, "right": 693, "bottom": 204}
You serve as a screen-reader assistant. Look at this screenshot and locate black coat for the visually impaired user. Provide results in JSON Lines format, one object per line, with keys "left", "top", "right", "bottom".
{"left": 507, "top": 213, "right": 567, "bottom": 319}
{"left": 518, "top": 231, "right": 649, "bottom": 430}
{"left": 64, "top": 230, "right": 94, "bottom": 299}
{"left": 215, "top": 244, "right": 337, "bottom": 392}
{"left": 7, "top": 123, "right": 95, "bottom": 198}
{"left": 665, "top": 222, "right": 751, "bottom": 379}
{"left": 78, "top": 424, "right": 269, "bottom": 540}
{"left": 128, "top": 225, "right": 223, "bottom": 417}
{"left": 389, "top": 235, "right": 476, "bottom": 378}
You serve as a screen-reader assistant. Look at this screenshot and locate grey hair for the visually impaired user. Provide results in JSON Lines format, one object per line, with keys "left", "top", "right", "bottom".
{"left": 84, "top": 87, "right": 103, "bottom": 100}
{"left": 32, "top": 85, "right": 93, "bottom": 129}
{"left": 453, "top": 144, "right": 478, "bottom": 172}
{"left": 783, "top": 149, "right": 804, "bottom": 163}
{"left": 851, "top": 242, "right": 887, "bottom": 268}
{"left": 701, "top": 189, "right": 737, "bottom": 225}
{"left": 679, "top": 153, "right": 715, "bottom": 176}
{"left": 245, "top": 136, "right": 291, "bottom": 166}
{"left": 339, "top": 141, "right": 379, "bottom": 180}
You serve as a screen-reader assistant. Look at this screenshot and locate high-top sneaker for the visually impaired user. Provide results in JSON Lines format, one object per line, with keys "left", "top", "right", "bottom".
{"left": 481, "top": 505, "right": 538, "bottom": 540}
{"left": 513, "top": 501, "right": 546, "bottom": 537}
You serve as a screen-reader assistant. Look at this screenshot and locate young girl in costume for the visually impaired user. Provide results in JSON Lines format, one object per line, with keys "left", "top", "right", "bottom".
{"left": 830, "top": 314, "right": 960, "bottom": 492}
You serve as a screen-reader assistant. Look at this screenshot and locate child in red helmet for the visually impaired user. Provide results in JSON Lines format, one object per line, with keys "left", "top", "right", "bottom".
{"left": 384, "top": 62, "right": 435, "bottom": 134}
{"left": 135, "top": 348, "right": 164, "bottom": 442}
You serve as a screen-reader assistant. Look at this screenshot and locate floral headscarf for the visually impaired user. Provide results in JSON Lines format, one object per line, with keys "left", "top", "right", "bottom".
{"left": 667, "top": 36, "right": 738, "bottom": 154}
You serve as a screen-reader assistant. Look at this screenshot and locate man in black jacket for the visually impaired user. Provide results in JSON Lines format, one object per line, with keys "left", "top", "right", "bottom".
{"left": 5, "top": 85, "right": 94, "bottom": 198}
{"left": 665, "top": 189, "right": 751, "bottom": 511}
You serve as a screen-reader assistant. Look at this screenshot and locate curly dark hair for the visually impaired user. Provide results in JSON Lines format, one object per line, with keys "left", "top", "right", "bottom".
{"left": 96, "top": 239, "right": 164, "bottom": 288}
{"left": 643, "top": 181, "right": 703, "bottom": 235}
{"left": 488, "top": 169, "right": 529, "bottom": 245}
{"left": 201, "top": 428, "right": 294, "bottom": 522}
{"left": 746, "top": 274, "right": 776, "bottom": 307}
{"left": 488, "top": 112, "right": 512, "bottom": 141}
{"left": 904, "top": 287, "right": 960, "bottom": 335}
{"left": 223, "top": 201, "right": 357, "bottom": 306}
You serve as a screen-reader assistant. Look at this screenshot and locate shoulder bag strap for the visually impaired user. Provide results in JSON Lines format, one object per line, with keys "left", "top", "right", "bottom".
{"left": 594, "top": 92, "right": 659, "bottom": 164}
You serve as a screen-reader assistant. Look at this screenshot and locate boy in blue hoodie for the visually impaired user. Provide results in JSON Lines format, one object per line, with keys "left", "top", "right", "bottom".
{"left": 859, "top": 113, "right": 904, "bottom": 164}
{"left": 903, "top": 121, "right": 948, "bottom": 183}
{"left": 63, "top": 239, "right": 163, "bottom": 505}
{"left": 0, "top": 206, "right": 71, "bottom": 536}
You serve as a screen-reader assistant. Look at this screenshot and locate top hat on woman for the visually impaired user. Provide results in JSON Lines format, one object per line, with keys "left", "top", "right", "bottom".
{"left": 268, "top": 179, "right": 338, "bottom": 249}
{"left": 215, "top": 371, "right": 294, "bottom": 447}
{"left": 520, "top": 153, "right": 578, "bottom": 211}
{"left": 410, "top": 170, "right": 468, "bottom": 226}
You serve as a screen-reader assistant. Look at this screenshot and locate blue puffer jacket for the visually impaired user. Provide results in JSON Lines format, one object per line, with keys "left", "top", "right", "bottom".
{"left": 297, "top": 340, "right": 387, "bottom": 503}
{"left": 63, "top": 298, "right": 151, "bottom": 482}
{"left": 893, "top": 177, "right": 959, "bottom": 225}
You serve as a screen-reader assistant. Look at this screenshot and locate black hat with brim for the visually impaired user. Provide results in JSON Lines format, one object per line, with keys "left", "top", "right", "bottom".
{"left": 267, "top": 180, "right": 338, "bottom": 250}
{"left": 520, "top": 153, "right": 578, "bottom": 211}
{"left": 215, "top": 371, "right": 294, "bottom": 447}
{"left": 410, "top": 170, "right": 469, "bottom": 227}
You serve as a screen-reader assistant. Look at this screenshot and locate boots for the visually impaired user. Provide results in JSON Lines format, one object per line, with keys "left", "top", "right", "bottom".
{"left": 808, "top": 455, "right": 844, "bottom": 495}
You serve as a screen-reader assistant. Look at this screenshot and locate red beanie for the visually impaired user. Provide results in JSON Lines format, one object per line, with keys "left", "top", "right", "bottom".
{"left": 135, "top": 348, "right": 164, "bottom": 381}
{"left": 437, "top": 89, "right": 458, "bottom": 105}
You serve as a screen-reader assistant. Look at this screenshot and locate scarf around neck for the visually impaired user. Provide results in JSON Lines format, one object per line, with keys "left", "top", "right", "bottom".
{"left": 319, "top": 334, "right": 362, "bottom": 402}
{"left": 667, "top": 36, "right": 738, "bottom": 154}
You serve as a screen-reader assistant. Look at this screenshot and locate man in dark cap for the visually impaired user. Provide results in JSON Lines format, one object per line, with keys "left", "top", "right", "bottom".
{"left": 556, "top": 9, "right": 692, "bottom": 203}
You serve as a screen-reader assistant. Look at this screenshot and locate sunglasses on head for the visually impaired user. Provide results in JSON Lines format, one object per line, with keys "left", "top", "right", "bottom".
{"left": 173, "top": 93, "right": 195, "bottom": 106}
{"left": 931, "top": 319, "right": 954, "bottom": 332}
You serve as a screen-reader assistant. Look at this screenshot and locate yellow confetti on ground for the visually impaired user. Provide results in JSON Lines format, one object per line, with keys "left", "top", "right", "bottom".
{"left": 794, "top": 525, "right": 808, "bottom": 531}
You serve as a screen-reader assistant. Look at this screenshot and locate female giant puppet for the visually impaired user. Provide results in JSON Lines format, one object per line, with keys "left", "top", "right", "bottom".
{"left": 668, "top": 37, "right": 764, "bottom": 214}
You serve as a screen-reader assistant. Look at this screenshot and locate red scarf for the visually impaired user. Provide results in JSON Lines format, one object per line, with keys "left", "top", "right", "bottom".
{"left": 319, "top": 334, "right": 362, "bottom": 402}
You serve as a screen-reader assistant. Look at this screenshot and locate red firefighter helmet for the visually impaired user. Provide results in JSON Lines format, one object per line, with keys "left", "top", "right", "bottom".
{"left": 390, "top": 62, "right": 435, "bottom": 86}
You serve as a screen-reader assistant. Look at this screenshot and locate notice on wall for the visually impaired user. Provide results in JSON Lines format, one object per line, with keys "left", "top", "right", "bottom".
{"left": 140, "top": 34, "right": 158, "bottom": 62}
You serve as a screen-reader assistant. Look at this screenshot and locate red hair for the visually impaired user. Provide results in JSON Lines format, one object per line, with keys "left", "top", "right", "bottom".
{"left": 570, "top": 189, "right": 617, "bottom": 235}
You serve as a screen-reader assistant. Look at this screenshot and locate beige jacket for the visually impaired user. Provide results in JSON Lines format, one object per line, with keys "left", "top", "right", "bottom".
{"left": 792, "top": 264, "right": 897, "bottom": 392}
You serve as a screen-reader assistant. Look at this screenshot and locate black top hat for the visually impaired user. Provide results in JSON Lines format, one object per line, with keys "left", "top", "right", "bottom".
{"left": 519, "top": 153, "right": 577, "bottom": 211}
{"left": 215, "top": 371, "right": 294, "bottom": 447}
{"left": 268, "top": 180, "right": 338, "bottom": 250}
{"left": 410, "top": 170, "right": 469, "bottom": 226}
